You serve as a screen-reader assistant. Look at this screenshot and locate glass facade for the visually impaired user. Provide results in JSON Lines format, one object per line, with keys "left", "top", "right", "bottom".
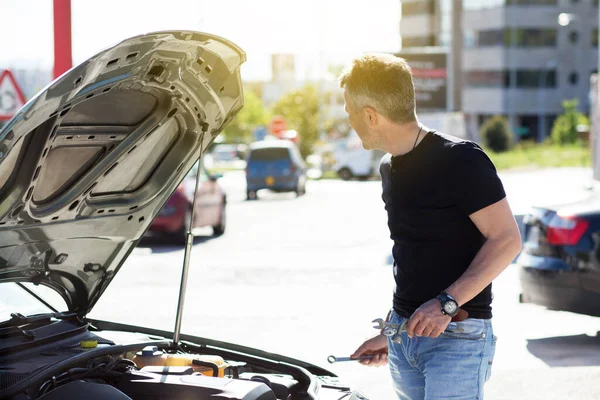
{"left": 469, "top": 28, "right": 557, "bottom": 47}
{"left": 464, "top": 69, "right": 557, "bottom": 88}
{"left": 463, "top": 0, "right": 556, "bottom": 10}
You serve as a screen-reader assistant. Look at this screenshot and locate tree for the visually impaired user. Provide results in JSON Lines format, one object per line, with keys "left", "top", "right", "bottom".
{"left": 480, "top": 116, "right": 513, "bottom": 153}
{"left": 271, "top": 85, "right": 320, "bottom": 158}
{"left": 222, "top": 88, "right": 269, "bottom": 143}
{"left": 551, "top": 99, "right": 590, "bottom": 145}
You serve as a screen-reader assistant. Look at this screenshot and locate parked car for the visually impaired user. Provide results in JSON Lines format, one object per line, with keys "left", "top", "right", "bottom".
{"left": 518, "top": 195, "right": 600, "bottom": 316}
{"left": 148, "top": 161, "right": 226, "bottom": 240}
{"left": 0, "top": 31, "right": 364, "bottom": 400}
{"left": 333, "top": 130, "right": 384, "bottom": 180}
{"left": 207, "top": 143, "right": 247, "bottom": 170}
{"left": 245, "top": 140, "right": 307, "bottom": 200}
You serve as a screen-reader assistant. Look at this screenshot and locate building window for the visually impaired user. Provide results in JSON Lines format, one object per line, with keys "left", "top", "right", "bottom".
{"left": 464, "top": 30, "right": 477, "bottom": 48}
{"left": 464, "top": 71, "right": 509, "bottom": 87}
{"left": 569, "top": 31, "right": 579, "bottom": 44}
{"left": 477, "top": 30, "right": 505, "bottom": 46}
{"left": 506, "top": 0, "right": 557, "bottom": 4}
{"left": 507, "top": 29, "right": 557, "bottom": 47}
{"left": 516, "top": 70, "right": 556, "bottom": 88}
{"left": 463, "top": 0, "right": 504, "bottom": 10}
{"left": 465, "top": 69, "right": 556, "bottom": 88}
{"left": 569, "top": 72, "right": 579, "bottom": 85}
{"left": 476, "top": 29, "right": 556, "bottom": 47}
{"left": 402, "top": 0, "right": 435, "bottom": 16}
{"left": 402, "top": 35, "right": 436, "bottom": 48}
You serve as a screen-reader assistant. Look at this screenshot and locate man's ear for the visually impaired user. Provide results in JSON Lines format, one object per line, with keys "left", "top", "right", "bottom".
{"left": 364, "top": 107, "right": 378, "bottom": 127}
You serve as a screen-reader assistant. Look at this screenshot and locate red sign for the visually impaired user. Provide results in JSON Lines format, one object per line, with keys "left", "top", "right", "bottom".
{"left": 0, "top": 70, "right": 27, "bottom": 121}
{"left": 269, "top": 116, "right": 287, "bottom": 136}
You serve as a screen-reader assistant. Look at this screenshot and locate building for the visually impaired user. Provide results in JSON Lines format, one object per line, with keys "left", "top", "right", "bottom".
{"left": 400, "top": 0, "right": 599, "bottom": 142}
{"left": 399, "top": 0, "right": 463, "bottom": 114}
{"left": 462, "top": 0, "right": 599, "bottom": 141}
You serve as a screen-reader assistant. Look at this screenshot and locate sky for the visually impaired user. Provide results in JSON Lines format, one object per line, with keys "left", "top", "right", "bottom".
{"left": 0, "top": 0, "right": 400, "bottom": 81}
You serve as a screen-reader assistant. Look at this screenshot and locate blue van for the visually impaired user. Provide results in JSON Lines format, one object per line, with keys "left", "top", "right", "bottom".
{"left": 245, "top": 140, "right": 307, "bottom": 200}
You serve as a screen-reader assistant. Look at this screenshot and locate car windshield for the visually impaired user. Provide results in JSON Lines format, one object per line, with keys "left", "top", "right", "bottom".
{"left": 249, "top": 148, "right": 290, "bottom": 161}
{"left": 0, "top": 283, "right": 66, "bottom": 322}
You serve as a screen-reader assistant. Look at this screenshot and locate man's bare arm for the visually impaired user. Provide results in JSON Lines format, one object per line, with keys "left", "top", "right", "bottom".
{"left": 444, "top": 197, "right": 522, "bottom": 306}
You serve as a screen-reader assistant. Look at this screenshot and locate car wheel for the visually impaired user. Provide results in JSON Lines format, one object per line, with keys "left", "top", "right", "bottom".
{"left": 247, "top": 190, "right": 257, "bottom": 200}
{"left": 295, "top": 181, "right": 306, "bottom": 196}
{"left": 338, "top": 168, "right": 353, "bottom": 181}
{"left": 213, "top": 204, "right": 226, "bottom": 236}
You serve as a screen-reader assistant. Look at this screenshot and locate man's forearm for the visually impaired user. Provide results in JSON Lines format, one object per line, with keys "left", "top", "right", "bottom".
{"left": 444, "top": 234, "right": 522, "bottom": 307}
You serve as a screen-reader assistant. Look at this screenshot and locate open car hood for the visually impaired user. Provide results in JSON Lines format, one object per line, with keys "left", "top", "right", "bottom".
{"left": 0, "top": 31, "right": 245, "bottom": 315}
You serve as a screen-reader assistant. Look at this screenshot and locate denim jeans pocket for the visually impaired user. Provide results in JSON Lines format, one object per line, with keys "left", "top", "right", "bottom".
{"left": 485, "top": 335, "right": 498, "bottom": 382}
{"left": 442, "top": 318, "right": 488, "bottom": 340}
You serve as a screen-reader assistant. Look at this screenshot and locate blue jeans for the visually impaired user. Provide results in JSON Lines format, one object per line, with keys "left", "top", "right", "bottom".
{"left": 388, "top": 310, "right": 497, "bottom": 400}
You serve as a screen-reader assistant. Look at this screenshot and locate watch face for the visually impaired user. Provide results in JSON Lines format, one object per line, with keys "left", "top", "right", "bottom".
{"left": 444, "top": 301, "right": 458, "bottom": 314}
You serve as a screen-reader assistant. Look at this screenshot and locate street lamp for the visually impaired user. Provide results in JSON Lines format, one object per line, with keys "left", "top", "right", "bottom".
{"left": 558, "top": 13, "right": 576, "bottom": 27}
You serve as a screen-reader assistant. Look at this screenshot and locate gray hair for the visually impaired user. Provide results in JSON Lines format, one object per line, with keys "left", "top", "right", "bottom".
{"left": 339, "top": 53, "right": 416, "bottom": 125}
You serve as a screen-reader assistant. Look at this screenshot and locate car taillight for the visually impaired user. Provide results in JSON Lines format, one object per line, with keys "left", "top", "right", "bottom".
{"left": 546, "top": 214, "right": 589, "bottom": 246}
{"left": 290, "top": 163, "right": 296, "bottom": 173}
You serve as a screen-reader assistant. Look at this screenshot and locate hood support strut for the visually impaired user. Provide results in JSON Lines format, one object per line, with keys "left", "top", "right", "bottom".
{"left": 172, "top": 143, "right": 206, "bottom": 350}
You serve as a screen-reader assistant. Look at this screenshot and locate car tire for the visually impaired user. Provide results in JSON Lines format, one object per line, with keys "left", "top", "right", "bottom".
{"left": 295, "top": 181, "right": 306, "bottom": 196}
{"left": 213, "top": 203, "right": 226, "bottom": 236}
{"left": 338, "top": 168, "right": 353, "bottom": 181}
{"left": 247, "top": 190, "right": 258, "bottom": 200}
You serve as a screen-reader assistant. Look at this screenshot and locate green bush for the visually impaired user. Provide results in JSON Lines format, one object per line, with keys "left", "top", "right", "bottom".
{"left": 480, "top": 116, "right": 513, "bottom": 153}
{"left": 551, "top": 99, "right": 589, "bottom": 146}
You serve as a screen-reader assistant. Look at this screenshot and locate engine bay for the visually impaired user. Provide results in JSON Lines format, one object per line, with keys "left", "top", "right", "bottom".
{"left": 0, "top": 320, "right": 355, "bottom": 400}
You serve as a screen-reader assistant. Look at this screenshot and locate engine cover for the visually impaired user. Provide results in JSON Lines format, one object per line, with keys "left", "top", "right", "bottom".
{"left": 115, "top": 370, "right": 277, "bottom": 400}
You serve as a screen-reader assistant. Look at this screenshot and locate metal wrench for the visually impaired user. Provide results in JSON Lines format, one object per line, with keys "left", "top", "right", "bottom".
{"left": 372, "top": 318, "right": 464, "bottom": 343}
{"left": 372, "top": 318, "right": 407, "bottom": 343}
{"left": 327, "top": 355, "right": 374, "bottom": 363}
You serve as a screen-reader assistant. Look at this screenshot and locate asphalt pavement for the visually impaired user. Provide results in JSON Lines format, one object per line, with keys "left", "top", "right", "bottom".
{"left": 87, "top": 167, "right": 600, "bottom": 399}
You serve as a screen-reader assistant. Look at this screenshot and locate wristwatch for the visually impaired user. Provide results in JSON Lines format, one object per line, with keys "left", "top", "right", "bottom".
{"left": 436, "top": 292, "right": 460, "bottom": 318}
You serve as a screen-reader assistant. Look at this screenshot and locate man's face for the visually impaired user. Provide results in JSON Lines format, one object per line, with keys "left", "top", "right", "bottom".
{"left": 343, "top": 91, "right": 374, "bottom": 150}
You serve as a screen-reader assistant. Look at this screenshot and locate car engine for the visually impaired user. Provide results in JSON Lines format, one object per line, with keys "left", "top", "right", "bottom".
{"left": 0, "top": 327, "right": 359, "bottom": 400}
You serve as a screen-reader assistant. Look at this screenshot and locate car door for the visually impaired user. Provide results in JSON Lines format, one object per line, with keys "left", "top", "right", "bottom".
{"left": 184, "top": 162, "right": 222, "bottom": 228}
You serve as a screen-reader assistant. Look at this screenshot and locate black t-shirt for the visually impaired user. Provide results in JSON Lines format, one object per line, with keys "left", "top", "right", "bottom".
{"left": 380, "top": 130, "right": 506, "bottom": 320}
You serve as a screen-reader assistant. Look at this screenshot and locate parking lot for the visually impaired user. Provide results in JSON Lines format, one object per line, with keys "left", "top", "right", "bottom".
{"left": 77, "top": 167, "right": 600, "bottom": 399}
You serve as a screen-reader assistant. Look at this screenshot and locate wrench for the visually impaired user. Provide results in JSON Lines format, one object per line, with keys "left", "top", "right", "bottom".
{"left": 327, "top": 355, "right": 374, "bottom": 363}
{"left": 372, "top": 318, "right": 464, "bottom": 343}
{"left": 372, "top": 318, "right": 406, "bottom": 343}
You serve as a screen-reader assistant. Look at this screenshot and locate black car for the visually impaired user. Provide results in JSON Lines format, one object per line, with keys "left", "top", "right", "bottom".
{"left": 518, "top": 194, "right": 600, "bottom": 316}
{"left": 0, "top": 31, "right": 365, "bottom": 400}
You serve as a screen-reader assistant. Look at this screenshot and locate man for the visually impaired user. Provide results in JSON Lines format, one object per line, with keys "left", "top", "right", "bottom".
{"left": 340, "top": 54, "right": 522, "bottom": 399}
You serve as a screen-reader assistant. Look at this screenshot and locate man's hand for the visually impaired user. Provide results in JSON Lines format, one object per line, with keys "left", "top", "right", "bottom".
{"left": 350, "top": 334, "right": 388, "bottom": 367}
{"left": 406, "top": 298, "right": 451, "bottom": 338}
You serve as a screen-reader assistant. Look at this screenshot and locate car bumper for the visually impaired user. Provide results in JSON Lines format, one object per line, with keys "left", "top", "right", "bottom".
{"left": 519, "top": 255, "right": 600, "bottom": 317}
{"left": 247, "top": 176, "right": 297, "bottom": 191}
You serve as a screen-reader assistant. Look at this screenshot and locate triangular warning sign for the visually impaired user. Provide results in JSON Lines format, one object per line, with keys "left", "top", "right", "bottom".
{"left": 0, "top": 70, "right": 27, "bottom": 122}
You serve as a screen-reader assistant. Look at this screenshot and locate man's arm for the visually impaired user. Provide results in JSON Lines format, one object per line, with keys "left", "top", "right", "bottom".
{"left": 444, "top": 197, "right": 522, "bottom": 306}
{"left": 405, "top": 197, "right": 522, "bottom": 338}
